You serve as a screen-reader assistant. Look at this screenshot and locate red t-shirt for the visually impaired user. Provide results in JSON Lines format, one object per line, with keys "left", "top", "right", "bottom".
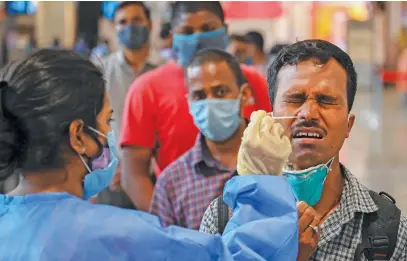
{"left": 121, "top": 62, "right": 271, "bottom": 176}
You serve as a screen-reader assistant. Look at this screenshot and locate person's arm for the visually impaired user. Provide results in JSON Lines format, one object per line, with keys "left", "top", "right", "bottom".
{"left": 120, "top": 75, "right": 157, "bottom": 211}
{"left": 199, "top": 198, "right": 221, "bottom": 234}
{"left": 78, "top": 176, "right": 299, "bottom": 261}
{"left": 149, "top": 170, "right": 177, "bottom": 227}
{"left": 121, "top": 146, "right": 154, "bottom": 211}
{"left": 393, "top": 215, "right": 407, "bottom": 261}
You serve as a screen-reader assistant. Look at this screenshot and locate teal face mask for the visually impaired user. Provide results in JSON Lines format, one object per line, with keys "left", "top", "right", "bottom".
{"left": 283, "top": 157, "right": 334, "bottom": 206}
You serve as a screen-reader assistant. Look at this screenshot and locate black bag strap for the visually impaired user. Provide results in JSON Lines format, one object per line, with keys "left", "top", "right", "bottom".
{"left": 217, "top": 195, "right": 230, "bottom": 234}
{"left": 354, "top": 191, "right": 401, "bottom": 261}
{"left": 217, "top": 171, "right": 239, "bottom": 234}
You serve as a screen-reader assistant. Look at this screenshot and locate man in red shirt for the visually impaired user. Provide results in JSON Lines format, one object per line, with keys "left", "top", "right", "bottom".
{"left": 120, "top": 1, "right": 271, "bottom": 210}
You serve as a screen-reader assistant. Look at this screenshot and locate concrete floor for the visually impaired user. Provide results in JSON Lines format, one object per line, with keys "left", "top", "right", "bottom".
{"left": 340, "top": 88, "right": 407, "bottom": 213}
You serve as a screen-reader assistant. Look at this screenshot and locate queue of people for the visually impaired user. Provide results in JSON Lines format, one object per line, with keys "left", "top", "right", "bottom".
{"left": 1, "top": 1, "right": 407, "bottom": 260}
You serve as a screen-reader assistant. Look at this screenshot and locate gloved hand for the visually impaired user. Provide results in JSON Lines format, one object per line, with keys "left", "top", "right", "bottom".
{"left": 237, "top": 110, "right": 292, "bottom": 175}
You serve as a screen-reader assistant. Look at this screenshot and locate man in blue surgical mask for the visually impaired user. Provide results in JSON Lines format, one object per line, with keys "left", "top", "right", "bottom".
{"left": 96, "top": 1, "right": 156, "bottom": 209}
{"left": 120, "top": 1, "right": 270, "bottom": 211}
{"left": 150, "top": 49, "right": 251, "bottom": 229}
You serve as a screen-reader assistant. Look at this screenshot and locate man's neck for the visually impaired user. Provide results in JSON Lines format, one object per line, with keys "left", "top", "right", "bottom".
{"left": 205, "top": 120, "right": 246, "bottom": 170}
{"left": 253, "top": 51, "right": 266, "bottom": 66}
{"left": 8, "top": 170, "right": 83, "bottom": 198}
{"left": 314, "top": 157, "right": 344, "bottom": 222}
{"left": 123, "top": 43, "right": 150, "bottom": 73}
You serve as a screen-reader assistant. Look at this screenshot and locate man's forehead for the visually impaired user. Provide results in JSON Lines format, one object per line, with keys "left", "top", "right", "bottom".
{"left": 174, "top": 10, "right": 221, "bottom": 26}
{"left": 115, "top": 5, "right": 145, "bottom": 22}
{"left": 187, "top": 61, "right": 235, "bottom": 89}
{"left": 277, "top": 58, "right": 347, "bottom": 91}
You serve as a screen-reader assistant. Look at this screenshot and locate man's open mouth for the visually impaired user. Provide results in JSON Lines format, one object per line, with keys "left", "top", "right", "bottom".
{"left": 293, "top": 129, "right": 324, "bottom": 139}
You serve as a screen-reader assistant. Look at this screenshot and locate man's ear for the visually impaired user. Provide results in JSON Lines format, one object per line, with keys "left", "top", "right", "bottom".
{"left": 148, "top": 20, "right": 153, "bottom": 31}
{"left": 346, "top": 114, "right": 355, "bottom": 138}
{"left": 69, "top": 120, "right": 87, "bottom": 155}
{"left": 240, "top": 83, "right": 252, "bottom": 107}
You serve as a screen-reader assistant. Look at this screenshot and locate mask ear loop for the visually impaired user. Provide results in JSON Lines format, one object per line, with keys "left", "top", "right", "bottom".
{"left": 326, "top": 156, "right": 335, "bottom": 172}
{"left": 78, "top": 151, "right": 92, "bottom": 173}
{"left": 87, "top": 126, "right": 107, "bottom": 139}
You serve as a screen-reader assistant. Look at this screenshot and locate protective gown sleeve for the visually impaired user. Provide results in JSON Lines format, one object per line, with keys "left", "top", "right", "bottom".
{"left": 75, "top": 176, "right": 298, "bottom": 261}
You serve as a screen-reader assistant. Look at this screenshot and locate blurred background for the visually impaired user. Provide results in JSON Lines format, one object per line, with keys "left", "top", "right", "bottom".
{"left": 0, "top": 1, "right": 406, "bottom": 212}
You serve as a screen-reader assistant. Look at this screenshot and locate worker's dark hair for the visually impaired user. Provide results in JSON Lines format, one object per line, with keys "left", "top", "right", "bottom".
{"left": 0, "top": 49, "right": 105, "bottom": 181}
{"left": 267, "top": 39, "right": 357, "bottom": 111}
{"left": 268, "top": 43, "right": 289, "bottom": 56}
{"left": 186, "top": 48, "right": 247, "bottom": 87}
{"left": 160, "top": 22, "right": 171, "bottom": 39}
{"left": 113, "top": 1, "right": 151, "bottom": 21}
{"left": 229, "top": 34, "right": 247, "bottom": 43}
{"left": 245, "top": 31, "right": 264, "bottom": 52}
{"left": 171, "top": 1, "right": 224, "bottom": 26}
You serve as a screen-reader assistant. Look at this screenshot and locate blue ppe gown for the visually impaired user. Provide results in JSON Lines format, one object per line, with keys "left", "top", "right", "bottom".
{"left": 0, "top": 175, "right": 298, "bottom": 261}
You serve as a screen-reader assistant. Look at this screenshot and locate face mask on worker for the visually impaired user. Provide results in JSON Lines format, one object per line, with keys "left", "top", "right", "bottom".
{"left": 172, "top": 27, "right": 228, "bottom": 66}
{"left": 117, "top": 24, "right": 150, "bottom": 50}
{"left": 78, "top": 126, "right": 118, "bottom": 200}
{"left": 189, "top": 95, "right": 242, "bottom": 142}
{"left": 283, "top": 157, "right": 335, "bottom": 206}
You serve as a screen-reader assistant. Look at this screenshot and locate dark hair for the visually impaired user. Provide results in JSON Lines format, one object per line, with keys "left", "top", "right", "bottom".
{"left": 245, "top": 31, "right": 264, "bottom": 51}
{"left": 267, "top": 39, "right": 357, "bottom": 111}
{"left": 186, "top": 48, "right": 247, "bottom": 87}
{"left": 268, "top": 43, "right": 289, "bottom": 56}
{"left": 160, "top": 22, "right": 171, "bottom": 39}
{"left": 0, "top": 49, "right": 105, "bottom": 181}
{"left": 228, "top": 34, "right": 247, "bottom": 44}
{"left": 171, "top": 1, "right": 224, "bottom": 26}
{"left": 113, "top": 1, "right": 151, "bottom": 21}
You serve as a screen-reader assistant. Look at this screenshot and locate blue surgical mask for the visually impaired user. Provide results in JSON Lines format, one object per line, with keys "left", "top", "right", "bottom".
{"left": 283, "top": 157, "right": 334, "bottom": 206}
{"left": 172, "top": 27, "right": 228, "bottom": 66}
{"left": 79, "top": 127, "right": 118, "bottom": 200}
{"left": 244, "top": 57, "right": 254, "bottom": 65}
{"left": 189, "top": 98, "right": 241, "bottom": 142}
{"left": 117, "top": 24, "right": 150, "bottom": 50}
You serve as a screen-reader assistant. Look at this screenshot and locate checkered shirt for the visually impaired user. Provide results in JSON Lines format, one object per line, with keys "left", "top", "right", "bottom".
{"left": 200, "top": 166, "right": 407, "bottom": 260}
{"left": 149, "top": 134, "right": 235, "bottom": 230}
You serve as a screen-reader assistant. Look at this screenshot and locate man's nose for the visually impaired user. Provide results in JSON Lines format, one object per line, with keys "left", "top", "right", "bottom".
{"left": 297, "top": 99, "right": 320, "bottom": 121}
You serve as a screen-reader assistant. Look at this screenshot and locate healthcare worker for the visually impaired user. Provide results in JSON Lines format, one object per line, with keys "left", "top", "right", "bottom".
{"left": 0, "top": 49, "right": 299, "bottom": 261}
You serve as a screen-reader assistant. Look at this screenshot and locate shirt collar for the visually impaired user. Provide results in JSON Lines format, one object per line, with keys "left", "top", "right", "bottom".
{"left": 117, "top": 51, "right": 152, "bottom": 76}
{"left": 318, "top": 165, "right": 378, "bottom": 246}
{"left": 190, "top": 134, "right": 228, "bottom": 176}
{"left": 336, "top": 164, "right": 378, "bottom": 223}
{"left": 190, "top": 119, "right": 249, "bottom": 174}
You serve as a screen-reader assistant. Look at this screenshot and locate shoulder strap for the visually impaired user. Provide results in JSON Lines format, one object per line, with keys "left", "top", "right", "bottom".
{"left": 354, "top": 191, "right": 401, "bottom": 261}
{"left": 217, "top": 195, "right": 230, "bottom": 235}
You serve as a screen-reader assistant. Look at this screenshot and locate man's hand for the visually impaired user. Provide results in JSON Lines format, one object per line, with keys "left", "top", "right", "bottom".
{"left": 297, "top": 201, "right": 320, "bottom": 261}
{"left": 237, "top": 110, "right": 292, "bottom": 175}
{"left": 109, "top": 161, "right": 122, "bottom": 192}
